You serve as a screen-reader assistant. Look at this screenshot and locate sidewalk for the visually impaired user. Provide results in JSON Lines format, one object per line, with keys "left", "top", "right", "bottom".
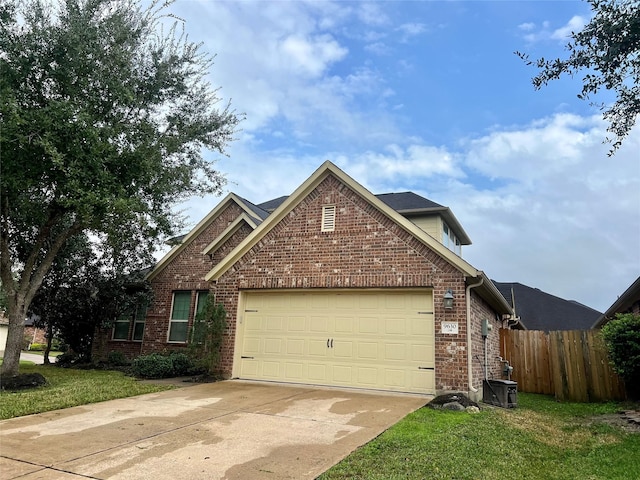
{"left": 0, "top": 351, "right": 45, "bottom": 364}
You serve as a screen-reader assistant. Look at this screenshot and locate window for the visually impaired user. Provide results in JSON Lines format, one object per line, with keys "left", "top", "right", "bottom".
{"left": 132, "top": 303, "right": 147, "bottom": 341}
{"left": 321, "top": 205, "right": 336, "bottom": 232}
{"left": 191, "top": 291, "right": 210, "bottom": 344}
{"left": 168, "top": 291, "right": 191, "bottom": 342}
{"left": 442, "top": 222, "right": 462, "bottom": 256}
{"left": 112, "top": 302, "right": 147, "bottom": 341}
{"left": 113, "top": 314, "right": 131, "bottom": 340}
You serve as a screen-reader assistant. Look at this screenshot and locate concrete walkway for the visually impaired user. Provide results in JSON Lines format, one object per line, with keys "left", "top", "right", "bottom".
{"left": 0, "top": 380, "right": 429, "bottom": 479}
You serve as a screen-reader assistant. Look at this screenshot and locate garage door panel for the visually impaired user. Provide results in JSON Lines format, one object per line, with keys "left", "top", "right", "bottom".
{"left": 308, "top": 363, "right": 327, "bottom": 381}
{"left": 288, "top": 316, "right": 306, "bottom": 331}
{"left": 309, "top": 339, "right": 328, "bottom": 356}
{"left": 385, "top": 318, "right": 406, "bottom": 335}
{"left": 284, "top": 362, "right": 303, "bottom": 380}
{"left": 237, "top": 290, "right": 434, "bottom": 394}
{"left": 333, "top": 341, "right": 353, "bottom": 358}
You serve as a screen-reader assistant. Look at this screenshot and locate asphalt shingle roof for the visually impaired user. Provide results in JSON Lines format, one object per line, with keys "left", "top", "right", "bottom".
{"left": 493, "top": 281, "right": 602, "bottom": 331}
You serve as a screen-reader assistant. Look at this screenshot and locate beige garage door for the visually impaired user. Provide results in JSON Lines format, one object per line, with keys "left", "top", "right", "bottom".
{"left": 234, "top": 290, "right": 435, "bottom": 394}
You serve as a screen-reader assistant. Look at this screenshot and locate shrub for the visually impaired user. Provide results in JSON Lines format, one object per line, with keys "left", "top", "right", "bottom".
{"left": 130, "top": 352, "right": 198, "bottom": 379}
{"left": 601, "top": 313, "right": 640, "bottom": 399}
{"left": 107, "top": 350, "right": 130, "bottom": 367}
{"left": 28, "top": 343, "right": 47, "bottom": 351}
{"left": 131, "top": 354, "right": 173, "bottom": 379}
{"left": 168, "top": 352, "right": 197, "bottom": 376}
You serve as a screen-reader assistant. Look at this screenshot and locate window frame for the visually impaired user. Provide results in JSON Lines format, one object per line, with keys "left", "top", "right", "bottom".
{"left": 168, "top": 291, "right": 192, "bottom": 343}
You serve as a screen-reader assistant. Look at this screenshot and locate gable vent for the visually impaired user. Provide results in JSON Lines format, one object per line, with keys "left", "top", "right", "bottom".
{"left": 321, "top": 205, "right": 336, "bottom": 232}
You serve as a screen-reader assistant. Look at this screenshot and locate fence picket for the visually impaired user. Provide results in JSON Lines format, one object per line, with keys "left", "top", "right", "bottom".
{"left": 499, "top": 328, "right": 626, "bottom": 402}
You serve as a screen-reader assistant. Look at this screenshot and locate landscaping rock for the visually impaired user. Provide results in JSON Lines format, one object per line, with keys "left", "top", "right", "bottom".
{"left": 466, "top": 406, "right": 480, "bottom": 414}
{"left": 0, "top": 372, "right": 47, "bottom": 391}
{"left": 428, "top": 392, "right": 480, "bottom": 410}
{"left": 442, "top": 401, "right": 465, "bottom": 411}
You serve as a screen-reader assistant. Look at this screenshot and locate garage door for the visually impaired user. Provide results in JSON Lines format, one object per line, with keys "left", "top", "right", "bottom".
{"left": 234, "top": 290, "right": 435, "bottom": 394}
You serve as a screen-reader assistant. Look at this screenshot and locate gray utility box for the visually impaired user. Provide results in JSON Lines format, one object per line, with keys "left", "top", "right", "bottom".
{"left": 483, "top": 379, "right": 517, "bottom": 408}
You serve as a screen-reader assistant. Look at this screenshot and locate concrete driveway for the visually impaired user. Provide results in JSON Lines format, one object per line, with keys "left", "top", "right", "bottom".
{"left": 0, "top": 380, "right": 428, "bottom": 479}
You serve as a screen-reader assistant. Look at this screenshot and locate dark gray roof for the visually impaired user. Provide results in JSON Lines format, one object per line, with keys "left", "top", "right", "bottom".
{"left": 375, "top": 192, "right": 444, "bottom": 211}
{"left": 257, "top": 196, "right": 289, "bottom": 212}
{"left": 493, "top": 281, "right": 602, "bottom": 331}
{"left": 236, "top": 196, "right": 271, "bottom": 222}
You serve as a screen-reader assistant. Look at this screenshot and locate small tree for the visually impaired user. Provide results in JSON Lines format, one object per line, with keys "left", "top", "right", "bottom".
{"left": 189, "top": 296, "right": 227, "bottom": 376}
{"left": 601, "top": 312, "right": 640, "bottom": 399}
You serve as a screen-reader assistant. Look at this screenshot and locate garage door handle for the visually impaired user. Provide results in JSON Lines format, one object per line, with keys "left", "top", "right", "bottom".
{"left": 327, "top": 339, "right": 330, "bottom": 348}
{"left": 418, "top": 366, "right": 434, "bottom": 370}
{"left": 330, "top": 338, "right": 333, "bottom": 348}
{"left": 241, "top": 356, "right": 254, "bottom": 359}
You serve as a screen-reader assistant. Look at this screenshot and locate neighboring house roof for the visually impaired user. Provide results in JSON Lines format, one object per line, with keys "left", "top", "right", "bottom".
{"left": 593, "top": 276, "right": 640, "bottom": 328}
{"left": 206, "top": 161, "right": 512, "bottom": 314}
{"left": 146, "top": 193, "right": 266, "bottom": 281}
{"left": 493, "top": 281, "right": 602, "bottom": 331}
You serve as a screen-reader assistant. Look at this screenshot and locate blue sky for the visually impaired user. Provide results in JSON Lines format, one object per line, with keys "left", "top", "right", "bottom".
{"left": 165, "top": 0, "right": 639, "bottom": 313}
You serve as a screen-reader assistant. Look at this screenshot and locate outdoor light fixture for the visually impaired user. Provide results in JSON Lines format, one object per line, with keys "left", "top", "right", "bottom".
{"left": 443, "top": 289, "right": 454, "bottom": 310}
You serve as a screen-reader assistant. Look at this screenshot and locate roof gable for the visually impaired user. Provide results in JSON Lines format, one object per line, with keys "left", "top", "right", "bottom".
{"left": 207, "top": 161, "right": 481, "bottom": 283}
{"left": 146, "top": 193, "right": 265, "bottom": 281}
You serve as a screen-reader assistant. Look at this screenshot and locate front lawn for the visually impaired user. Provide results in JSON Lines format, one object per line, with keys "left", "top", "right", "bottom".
{"left": 0, "top": 364, "right": 172, "bottom": 420}
{"left": 319, "top": 393, "right": 640, "bottom": 480}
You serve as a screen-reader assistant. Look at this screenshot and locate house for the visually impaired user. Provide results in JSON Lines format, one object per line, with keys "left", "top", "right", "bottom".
{"left": 492, "top": 281, "right": 602, "bottom": 331}
{"left": 592, "top": 276, "right": 640, "bottom": 328}
{"left": 94, "top": 161, "right": 513, "bottom": 399}
{"left": 0, "top": 311, "right": 8, "bottom": 353}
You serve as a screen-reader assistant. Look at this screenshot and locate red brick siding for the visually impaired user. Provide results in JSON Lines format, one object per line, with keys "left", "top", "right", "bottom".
{"left": 469, "top": 289, "right": 507, "bottom": 389}
{"left": 213, "top": 175, "right": 482, "bottom": 391}
{"left": 92, "top": 202, "right": 253, "bottom": 361}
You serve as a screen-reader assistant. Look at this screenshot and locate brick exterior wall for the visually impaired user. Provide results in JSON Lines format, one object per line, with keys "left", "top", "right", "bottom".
{"left": 93, "top": 173, "right": 506, "bottom": 396}
{"left": 212, "top": 174, "right": 502, "bottom": 392}
{"left": 92, "top": 201, "right": 254, "bottom": 361}
{"left": 469, "top": 289, "right": 508, "bottom": 389}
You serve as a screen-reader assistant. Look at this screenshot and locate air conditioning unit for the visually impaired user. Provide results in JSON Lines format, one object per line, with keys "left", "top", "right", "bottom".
{"left": 483, "top": 379, "right": 517, "bottom": 408}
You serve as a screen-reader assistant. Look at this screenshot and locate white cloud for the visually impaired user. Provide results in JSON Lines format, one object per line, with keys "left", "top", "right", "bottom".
{"left": 550, "top": 15, "right": 587, "bottom": 40}
{"left": 519, "top": 14, "right": 588, "bottom": 44}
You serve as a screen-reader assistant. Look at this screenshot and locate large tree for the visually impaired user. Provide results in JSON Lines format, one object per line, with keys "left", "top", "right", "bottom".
{"left": 0, "top": 0, "right": 241, "bottom": 376}
{"left": 518, "top": 0, "right": 640, "bottom": 154}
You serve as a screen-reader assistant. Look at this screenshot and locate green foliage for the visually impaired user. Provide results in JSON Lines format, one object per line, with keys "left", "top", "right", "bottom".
{"left": 601, "top": 313, "right": 640, "bottom": 396}
{"left": 130, "top": 352, "right": 197, "bottom": 379}
{"left": 27, "top": 343, "right": 47, "bottom": 352}
{"left": 107, "top": 350, "right": 130, "bottom": 367}
{"left": 0, "top": 0, "right": 241, "bottom": 376}
{"left": 517, "top": 0, "right": 640, "bottom": 154}
{"left": 189, "top": 297, "right": 227, "bottom": 374}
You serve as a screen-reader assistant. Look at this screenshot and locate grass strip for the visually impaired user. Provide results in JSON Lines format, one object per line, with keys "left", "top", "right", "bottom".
{"left": 319, "top": 393, "right": 640, "bottom": 480}
{"left": 0, "top": 364, "right": 172, "bottom": 420}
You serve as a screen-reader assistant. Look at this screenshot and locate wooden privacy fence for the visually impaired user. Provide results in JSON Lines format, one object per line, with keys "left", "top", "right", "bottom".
{"left": 500, "top": 329, "right": 626, "bottom": 402}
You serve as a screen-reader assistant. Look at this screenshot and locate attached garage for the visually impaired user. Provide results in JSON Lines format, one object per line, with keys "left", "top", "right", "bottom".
{"left": 234, "top": 290, "right": 435, "bottom": 394}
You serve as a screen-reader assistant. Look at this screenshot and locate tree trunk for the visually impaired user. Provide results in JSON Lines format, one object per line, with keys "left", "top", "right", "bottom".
{"left": 44, "top": 322, "right": 53, "bottom": 365}
{"left": 1, "top": 308, "right": 27, "bottom": 376}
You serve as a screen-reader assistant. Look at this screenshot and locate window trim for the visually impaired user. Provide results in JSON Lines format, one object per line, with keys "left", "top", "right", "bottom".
{"left": 168, "top": 291, "right": 192, "bottom": 343}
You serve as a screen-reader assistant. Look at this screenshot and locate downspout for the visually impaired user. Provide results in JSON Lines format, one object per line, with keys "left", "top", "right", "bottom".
{"left": 466, "top": 276, "right": 484, "bottom": 393}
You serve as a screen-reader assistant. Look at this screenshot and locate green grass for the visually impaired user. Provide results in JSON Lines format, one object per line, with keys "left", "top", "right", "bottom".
{"left": 0, "top": 364, "right": 172, "bottom": 420}
{"left": 319, "top": 393, "right": 640, "bottom": 480}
